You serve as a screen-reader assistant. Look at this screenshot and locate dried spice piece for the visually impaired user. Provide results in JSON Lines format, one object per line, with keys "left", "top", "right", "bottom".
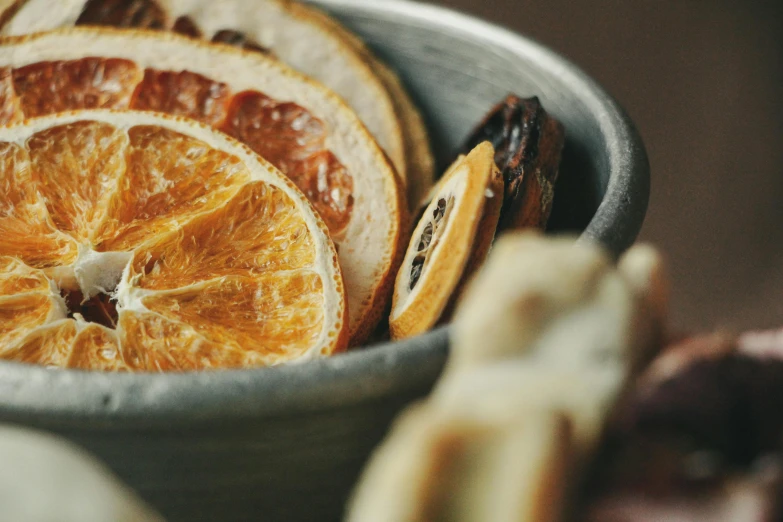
{"left": 460, "top": 95, "right": 565, "bottom": 231}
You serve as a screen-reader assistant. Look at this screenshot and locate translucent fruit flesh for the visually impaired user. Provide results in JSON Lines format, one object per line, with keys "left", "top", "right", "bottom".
{"left": 0, "top": 118, "right": 341, "bottom": 371}
{"left": 0, "top": 57, "right": 354, "bottom": 236}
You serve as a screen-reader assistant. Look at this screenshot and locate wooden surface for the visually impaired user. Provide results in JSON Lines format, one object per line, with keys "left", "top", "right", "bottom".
{"left": 432, "top": 0, "right": 783, "bottom": 332}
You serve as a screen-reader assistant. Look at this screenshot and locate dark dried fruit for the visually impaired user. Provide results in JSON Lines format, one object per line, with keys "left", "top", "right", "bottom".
{"left": 459, "top": 95, "right": 564, "bottom": 231}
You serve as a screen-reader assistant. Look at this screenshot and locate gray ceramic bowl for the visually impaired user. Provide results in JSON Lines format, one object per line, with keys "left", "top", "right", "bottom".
{"left": 0, "top": 1, "right": 649, "bottom": 521}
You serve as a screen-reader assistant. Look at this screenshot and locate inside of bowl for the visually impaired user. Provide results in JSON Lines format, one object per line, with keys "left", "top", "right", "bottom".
{"left": 315, "top": 1, "right": 608, "bottom": 237}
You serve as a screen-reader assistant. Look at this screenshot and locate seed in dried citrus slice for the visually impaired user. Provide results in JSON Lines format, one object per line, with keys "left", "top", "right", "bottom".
{"left": 0, "top": 27, "right": 404, "bottom": 344}
{"left": 390, "top": 142, "right": 503, "bottom": 340}
{"left": 0, "top": 0, "right": 436, "bottom": 210}
{"left": 0, "top": 110, "right": 346, "bottom": 371}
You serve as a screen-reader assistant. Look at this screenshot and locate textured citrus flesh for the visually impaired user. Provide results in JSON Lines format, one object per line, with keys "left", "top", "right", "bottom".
{"left": 0, "top": 119, "right": 341, "bottom": 371}
{"left": 0, "top": 58, "right": 353, "bottom": 236}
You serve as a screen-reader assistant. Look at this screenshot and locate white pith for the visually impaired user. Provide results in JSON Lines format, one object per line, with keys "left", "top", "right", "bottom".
{"left": 0, "top": 110, "right": 344, "bottom": 364}
{"left": 0, "top": 29, "right": 399, "bottom": 339}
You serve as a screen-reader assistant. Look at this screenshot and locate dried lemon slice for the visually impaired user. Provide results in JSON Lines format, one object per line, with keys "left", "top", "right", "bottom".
{"left": 0, "top": 27, "right": 404, "bottom": 344}
{"left": 0, "top": 0, "right": 436, "bottom": 207}
{"left": 389, "top": 142, "right": 503, "bottom": 340}
{"left": 0, "top": 110, "right": 346, "bottom": 371}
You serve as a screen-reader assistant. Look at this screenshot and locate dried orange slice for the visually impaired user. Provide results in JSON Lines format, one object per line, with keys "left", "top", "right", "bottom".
{"left": 0, "top": 28, "right": 404, "bottom": 343}
{"left": 389, "top": 142, "right": 503, "bottom": 340}
{"left": 0, "top": 0, "right": 435, "bottom": 206}
{"left": 0, "top": 110, "right": 346, "bottom": 371}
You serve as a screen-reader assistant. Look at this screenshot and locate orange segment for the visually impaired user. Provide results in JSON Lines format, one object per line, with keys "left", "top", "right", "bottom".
{"left": 0, "top": 67, "right": 22, "bottom": 125}
{"left": 222, "top": 91, "right": 354, "bottom": 235}
{"left": 27, "top": 121, "right": 128, "bottom": 243}
{"left": 69, "top": 324, "right": 128, "bottom": 371}
{"left": 0, "top": 142, "right": 78, "bottom": 268}
{"left": 118, "top": 311, "right": 253, "bottom": 371}
{"left": 12, "top": 58, "right": 142, "bottom": 117}
{"left": 92, "top": 125, "right": 250, "bottom": 251}
{"left": 141, "top": 273, "right": 326, "bottom": 361}
{"left": 0, "top": 294, "right": 63, "bottom": 354}
{"left": 132, "top": 68, "right": 230, "bottom": 127}
{"left": 0, "top": 257, "right": 51, "bottom": 295}
{"left": 1, "top": 320, "right": 76, "bottom": 367}
{"left": 130, "top": 181, "right": 315, "bottom": 291}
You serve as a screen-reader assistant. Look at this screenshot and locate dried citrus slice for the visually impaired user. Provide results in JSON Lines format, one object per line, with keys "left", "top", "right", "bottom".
{"left": 0, "top": 0, "right": 436, "bottom": 206}
{"left": 0, "top": 110, "right": 346, "bottom": 371}
{"left": 0, "top": 28, "right": 404, "bottom": 343}
{"left": 278, "top": 1, "right": 435, "bottom": 209}
{"left": 390, "top": 142, "right": 503, "bottom": 340}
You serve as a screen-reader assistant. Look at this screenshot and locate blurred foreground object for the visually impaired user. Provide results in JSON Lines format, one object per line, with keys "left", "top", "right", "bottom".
{"left": 0, "top": 425, "right": 165, "bottom": 521}
{"left": 583, "top": 330, "right": 783, "bottom": 521}
{"left": 345, "top": 232, "right": 667, "bottom": 521}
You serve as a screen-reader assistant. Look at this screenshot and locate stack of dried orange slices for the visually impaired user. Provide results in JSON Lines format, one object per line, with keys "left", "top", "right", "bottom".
{"left": 0, "top": 0, "right": 565, "bottom": 371}
{"left": 0, "top": 0, "right": 439, "bottom": 370}
{"left": 0, "top": 0, "right": 435, "bottom": 209}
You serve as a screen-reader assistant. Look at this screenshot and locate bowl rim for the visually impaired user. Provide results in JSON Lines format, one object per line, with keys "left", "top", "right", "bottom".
{"left": 0, "top": 0, "right": 649, "bottom": 426}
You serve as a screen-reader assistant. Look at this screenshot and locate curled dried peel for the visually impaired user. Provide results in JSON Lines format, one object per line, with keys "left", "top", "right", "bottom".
{"left": 389, "top": 142, "right": 502, "bottom": 340}
{"left": 0, "top": 27, "right": 403, "bottom": 343}
{"left": 0, "top": 110, "right": 346, "bottom": 371}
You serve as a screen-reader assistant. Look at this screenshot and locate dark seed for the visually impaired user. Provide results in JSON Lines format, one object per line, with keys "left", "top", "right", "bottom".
{"left": 409, "top": 254, "right": 426, "bottom": 291}
{"left": 418, "top": 222, "right": 433, "bottom": 252}
{"left": 433, "top": 198, "right": 446, "bottom": 222}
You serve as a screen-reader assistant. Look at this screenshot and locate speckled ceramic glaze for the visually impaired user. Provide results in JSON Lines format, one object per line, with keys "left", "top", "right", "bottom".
{"left": 0, "top": 1, "right": 649, "bottom": 521}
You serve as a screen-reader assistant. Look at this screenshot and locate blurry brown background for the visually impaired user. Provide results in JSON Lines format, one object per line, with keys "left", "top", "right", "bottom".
{"left": 432, "top": 0, "right": 783, "bottom": 332}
